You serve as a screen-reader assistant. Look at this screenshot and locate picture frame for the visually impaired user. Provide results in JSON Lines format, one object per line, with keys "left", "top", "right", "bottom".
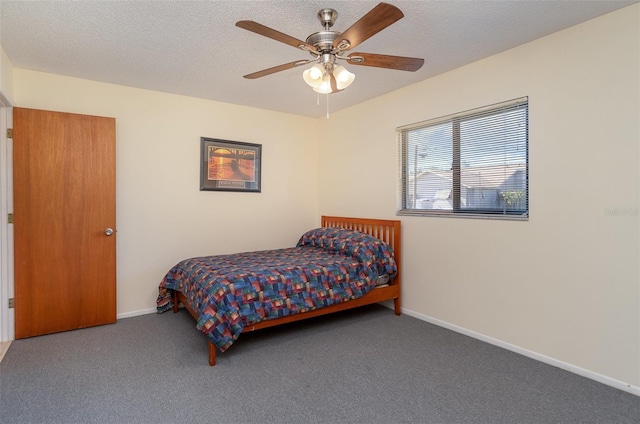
{"left": 200, "top": 137, "right": 262, "bottom": 192}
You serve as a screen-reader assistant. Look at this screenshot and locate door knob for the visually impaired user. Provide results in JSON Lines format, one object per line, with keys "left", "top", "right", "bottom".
{"left": 105, "top": 228, "right": 114, "bottom": 236}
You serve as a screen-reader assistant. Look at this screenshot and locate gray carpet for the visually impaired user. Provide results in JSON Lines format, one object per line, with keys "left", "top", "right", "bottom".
{"left": 1, "top": 305, "right": 638, "bottom": 424}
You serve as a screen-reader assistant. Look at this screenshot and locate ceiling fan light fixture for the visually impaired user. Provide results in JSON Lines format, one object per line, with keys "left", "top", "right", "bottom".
{"left": 303, "top": 64, "right": 325, "bottom": 88}
{"left": 333, "top": 65, "right": 355, "bottom": 90}
{"left": 313, "top": 73, "right": 333, "bottom": 94}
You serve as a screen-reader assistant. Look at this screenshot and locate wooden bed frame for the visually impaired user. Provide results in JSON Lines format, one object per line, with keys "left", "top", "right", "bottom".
{"left": 172, "top": 216, "right": 402, "bottom": 366}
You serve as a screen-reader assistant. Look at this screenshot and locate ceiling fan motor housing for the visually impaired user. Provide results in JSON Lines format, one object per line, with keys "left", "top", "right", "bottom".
{"left": 307, "top": 8, "right": 351, "bottom": 53}
{"left": 306, "top": 31, "right": 340, "bottom": 53}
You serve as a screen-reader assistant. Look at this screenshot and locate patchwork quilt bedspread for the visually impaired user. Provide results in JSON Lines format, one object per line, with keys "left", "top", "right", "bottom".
{"left": 157, "top": 227, "right": 397, "bottom": 352}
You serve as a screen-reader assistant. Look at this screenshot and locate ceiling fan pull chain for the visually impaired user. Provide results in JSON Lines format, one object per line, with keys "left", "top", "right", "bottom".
{"left": 326, "top": 94, "right": 330, "bottom": 119}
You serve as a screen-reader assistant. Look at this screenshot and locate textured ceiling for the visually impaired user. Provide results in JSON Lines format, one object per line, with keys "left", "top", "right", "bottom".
{"left": 0, "top": 1, "right": 636, "bottom": 118}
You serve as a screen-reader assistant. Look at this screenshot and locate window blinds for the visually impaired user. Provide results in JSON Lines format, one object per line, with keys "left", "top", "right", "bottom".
{"left": 397, "top": 97, "right": 528, "bottom": 219}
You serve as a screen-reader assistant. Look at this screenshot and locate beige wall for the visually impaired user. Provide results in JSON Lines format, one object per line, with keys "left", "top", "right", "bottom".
{"left": 13, "top": 70, "right": 321, "bottom": 315}
{"left": 320, "top": 5, "right": 640, "bottom": 387}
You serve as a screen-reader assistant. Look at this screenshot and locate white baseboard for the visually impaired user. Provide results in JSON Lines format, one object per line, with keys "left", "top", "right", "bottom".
{"left": 117, "top": 307, "right": 157, "bottom": 319}
{"left": 399, "top": 307, "right": 640, "bottom": 397}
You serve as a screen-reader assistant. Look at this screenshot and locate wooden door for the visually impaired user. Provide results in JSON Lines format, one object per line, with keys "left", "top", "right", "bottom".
{"left": 13, "top": 108, "right": 116, "bottom": 338}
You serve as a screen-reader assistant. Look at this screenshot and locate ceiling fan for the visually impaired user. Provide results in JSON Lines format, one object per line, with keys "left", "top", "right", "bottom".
{"left": 236, "top": 2, "right": 424, "bottom": 94}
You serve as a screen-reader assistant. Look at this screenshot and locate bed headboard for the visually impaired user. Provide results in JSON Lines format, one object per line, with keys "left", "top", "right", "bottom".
{"left": 321, "top": 216, "right": 402, "bottom": 286}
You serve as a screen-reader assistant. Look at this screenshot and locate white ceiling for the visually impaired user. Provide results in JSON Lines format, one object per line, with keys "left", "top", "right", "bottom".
{"left": 1, "top": 0, "right": 636, "bottom": 118}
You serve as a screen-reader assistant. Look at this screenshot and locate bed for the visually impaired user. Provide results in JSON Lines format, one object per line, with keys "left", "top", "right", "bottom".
{"left": 156, "top": 216, "right": 402, "bottom": 365}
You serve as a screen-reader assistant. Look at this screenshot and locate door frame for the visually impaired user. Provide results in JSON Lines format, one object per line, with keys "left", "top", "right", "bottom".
{"left": 0, "top": 90, "right": 13, "bottom": 342}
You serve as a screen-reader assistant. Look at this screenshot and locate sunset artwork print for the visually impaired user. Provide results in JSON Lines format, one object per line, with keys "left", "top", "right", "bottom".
{"left": 207, "top": 146, "right": 255, "bottom": 182}
{"left": 200, "top": 138, "right": 261, "bottom": 192}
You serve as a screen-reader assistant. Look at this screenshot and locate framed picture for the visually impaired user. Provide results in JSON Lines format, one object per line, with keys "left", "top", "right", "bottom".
{"left": 200, "top": 137, "right": 262, "bottom": 192}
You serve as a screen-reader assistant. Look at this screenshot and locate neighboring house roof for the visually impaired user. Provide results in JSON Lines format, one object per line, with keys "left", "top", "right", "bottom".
{"left": 413, "top": 163, "right": 526, "bottom": 189}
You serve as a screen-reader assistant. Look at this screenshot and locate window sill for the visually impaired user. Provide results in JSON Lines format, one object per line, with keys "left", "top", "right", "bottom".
{"left": 396, "top": 210, "right": 529, "bottom": 221}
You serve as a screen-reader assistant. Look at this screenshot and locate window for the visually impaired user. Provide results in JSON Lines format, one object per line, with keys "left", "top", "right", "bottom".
{"left": 397, "top": 97, "right": 528, "bottom": 219}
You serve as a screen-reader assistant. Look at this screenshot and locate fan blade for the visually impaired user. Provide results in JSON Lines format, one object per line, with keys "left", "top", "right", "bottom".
{"left": 236, "top": 20, "right": 317, "bottom": 52}
{"left": 333, "top": 3, "right": 404, "bottom": 51}
{"left": 243, "top": 60, "right": 312, "bottom": 79}
{"left": 347, "top": 52, "right": 424, "bottom": 72}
